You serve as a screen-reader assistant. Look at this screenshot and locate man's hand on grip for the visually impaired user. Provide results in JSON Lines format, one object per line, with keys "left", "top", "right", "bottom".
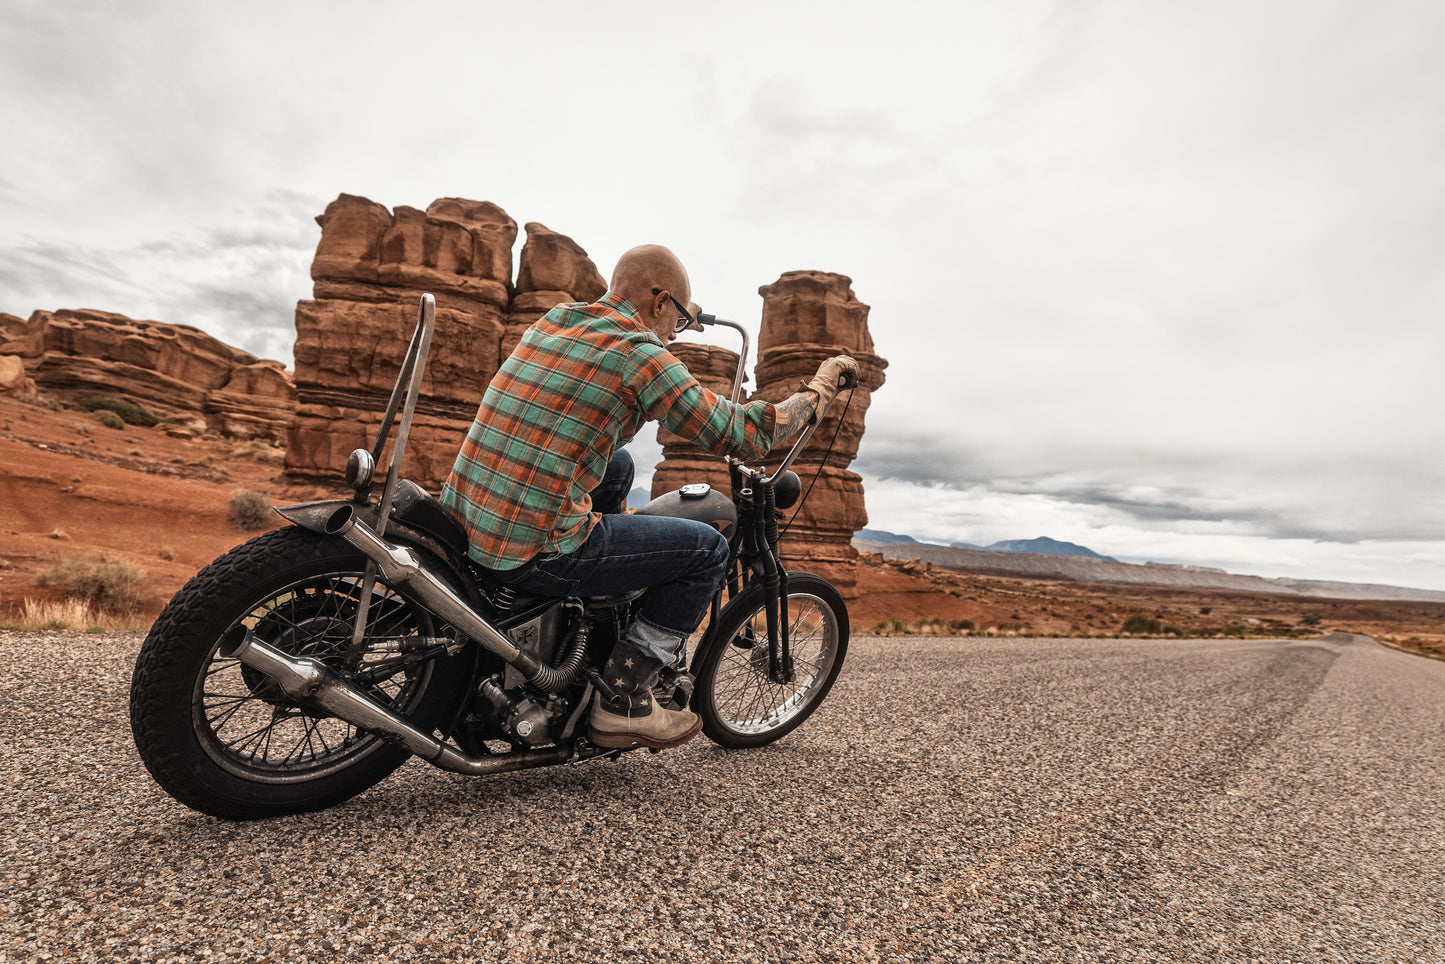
{"left": 802, "top": 355, "right": 860, "bottom": 410}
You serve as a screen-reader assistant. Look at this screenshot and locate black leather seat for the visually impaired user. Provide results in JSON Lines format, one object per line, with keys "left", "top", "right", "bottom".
{"left": 388, "top": 480, "right": 472, "bottom": 562}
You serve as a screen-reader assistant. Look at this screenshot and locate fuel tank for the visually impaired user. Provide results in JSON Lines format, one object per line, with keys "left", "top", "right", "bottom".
{"left": 634, "top": 483, "right": 740, "bottom": 546}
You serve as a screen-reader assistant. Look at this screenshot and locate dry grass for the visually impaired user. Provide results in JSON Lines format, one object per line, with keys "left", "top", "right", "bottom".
{"left": 0, "top": 598, "right": 144, "bottom": 632}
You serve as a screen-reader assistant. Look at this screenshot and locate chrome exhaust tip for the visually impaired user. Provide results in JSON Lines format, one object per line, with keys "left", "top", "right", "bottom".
{"left": 219, "top": 628, "right": 598, "bottom": 777}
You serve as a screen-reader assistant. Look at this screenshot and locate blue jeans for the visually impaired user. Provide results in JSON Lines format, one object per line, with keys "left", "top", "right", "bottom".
{"left": 494, "top": 450, "right": 729, "bottom": 663}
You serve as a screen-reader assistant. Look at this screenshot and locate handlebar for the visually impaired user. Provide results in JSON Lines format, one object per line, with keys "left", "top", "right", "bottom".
{"left": 675, "top": 306, "right": 858, "bottom": 485}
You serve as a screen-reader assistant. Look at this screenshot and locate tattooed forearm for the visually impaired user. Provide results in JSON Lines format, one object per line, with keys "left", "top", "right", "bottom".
{"left": 771, "top": 391, "right": 818, "bottom": 447}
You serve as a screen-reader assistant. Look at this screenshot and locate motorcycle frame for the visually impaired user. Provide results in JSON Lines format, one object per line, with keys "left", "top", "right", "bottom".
{"left": 325, "top": 294, "right": 847, "bottom": 723}
{"left": 344, "top": 293, "right": 436, "bottom": 658}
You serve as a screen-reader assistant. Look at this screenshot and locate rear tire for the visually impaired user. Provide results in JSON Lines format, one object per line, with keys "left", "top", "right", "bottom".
{"left": 129, "top": 526, "right": 468, "bottom": 819}
{"left": 692, "top": 573, "right": 848, "bottom": 748}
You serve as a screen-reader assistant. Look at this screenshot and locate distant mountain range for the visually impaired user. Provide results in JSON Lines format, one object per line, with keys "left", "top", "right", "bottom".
{"left": 854, "top": 532, "right": 1445, "bottom": 604}
{"left": 855, "top": 529, "right": 1117, "bottom": 562}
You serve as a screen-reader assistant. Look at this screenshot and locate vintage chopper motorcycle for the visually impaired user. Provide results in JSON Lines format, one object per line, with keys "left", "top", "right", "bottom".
{"left": 129, "top": 294, "right": 857, "bottom": 820}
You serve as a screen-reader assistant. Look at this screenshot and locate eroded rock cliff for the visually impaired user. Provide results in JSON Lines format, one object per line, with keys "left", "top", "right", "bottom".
{"left": 0, "top": 309, "right": 294, "bottom": 439}
{"left": 284, "top": 195, "right": 605, "bottom": 488}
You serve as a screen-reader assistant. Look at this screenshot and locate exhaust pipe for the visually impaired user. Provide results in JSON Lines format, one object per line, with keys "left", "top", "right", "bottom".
{"left": 219, "top": 627, "right": 604, "bottom": 776}
{"left": 279, "top": 502, "right": 576, "bottom": 692}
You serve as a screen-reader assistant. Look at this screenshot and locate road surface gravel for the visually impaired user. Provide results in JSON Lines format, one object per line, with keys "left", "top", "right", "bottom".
{"left": 2, "top": 630, "right": 1441, "bottom": 962}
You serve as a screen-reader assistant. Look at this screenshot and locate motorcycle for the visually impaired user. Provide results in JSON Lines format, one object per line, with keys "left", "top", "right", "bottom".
{"left": 129, "top": 294, "right": 857, "bottom": 819}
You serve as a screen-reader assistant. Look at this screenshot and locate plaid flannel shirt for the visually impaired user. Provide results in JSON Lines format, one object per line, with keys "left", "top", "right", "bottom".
{"left": 440, "top": 292, "right": 779, "bottom": 570}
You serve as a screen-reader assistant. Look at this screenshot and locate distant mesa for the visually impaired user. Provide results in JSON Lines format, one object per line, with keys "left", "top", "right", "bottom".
{"left": 856, "top": 530, "right": 1117, "bottom": 562}
{"left": 855, "top": 528, "right": 923, "bottom": 545}
{"left": 855, "top": 535, "right": 1445, "bottom": 603}
{"left": 0, "top": 308, "right": 294, "bottom": 441}
{"left": 969, "top": 536, "right": 1118, "bottom": 562}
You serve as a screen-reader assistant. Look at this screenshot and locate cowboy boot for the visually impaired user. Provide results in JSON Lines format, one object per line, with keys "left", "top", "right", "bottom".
{"left": 588, "top": 642, "right": 702, "bottom": 750}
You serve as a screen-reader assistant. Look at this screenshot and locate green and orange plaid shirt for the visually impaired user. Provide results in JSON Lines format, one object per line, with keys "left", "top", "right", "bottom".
{"left": 440, "top": 292, "right": 779, "bottom": 570}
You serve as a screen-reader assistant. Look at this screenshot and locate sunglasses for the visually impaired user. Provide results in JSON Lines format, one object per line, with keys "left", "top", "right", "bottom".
{"left": 651, "top": 287, "right": 698, "bottom": 333}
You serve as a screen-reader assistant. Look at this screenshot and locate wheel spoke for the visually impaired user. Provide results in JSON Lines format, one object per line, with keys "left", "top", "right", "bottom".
{"left": 195, "top": 566, "right": 434, "bottom": 780}
{"left": 703, "top": 590, "right": 841, "bottom": 736}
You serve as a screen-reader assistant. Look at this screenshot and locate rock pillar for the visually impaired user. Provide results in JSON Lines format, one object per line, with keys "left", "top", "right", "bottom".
{"left": 506, "top": 223, "right": 608, "bottom": 358}
{"left": 650, "top": 343, "right": 745, "bottom": 497}
{"left": 285, "top": 195, "right": 514, "bottom": 488}
{"left": 284, "top": 196, "right": 605, "bottom": 491}
{"left": 752, "top": 271, "right": 887, "bottom": 596}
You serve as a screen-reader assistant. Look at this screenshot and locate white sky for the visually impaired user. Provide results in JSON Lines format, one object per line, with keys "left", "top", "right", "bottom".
{"left": 3, "top": 0, "right": 1443, "bottom": 589}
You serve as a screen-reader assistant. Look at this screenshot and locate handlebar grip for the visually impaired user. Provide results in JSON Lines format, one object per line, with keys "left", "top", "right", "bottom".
{"left": 837, "top": 369, "right": 859, "bottom": 390}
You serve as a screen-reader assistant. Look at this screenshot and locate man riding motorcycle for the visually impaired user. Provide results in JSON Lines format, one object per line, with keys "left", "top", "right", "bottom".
{"left": 439, "top": 244, "right": 858, "bottom": 751}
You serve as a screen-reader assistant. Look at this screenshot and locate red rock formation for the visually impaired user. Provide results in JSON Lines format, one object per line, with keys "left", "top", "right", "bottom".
{"left": 650, "top": 271, "right": 886, "bottom": 597}
{"left": 650, "top": 343, "right": 745, "bottom": 497}
{"left": 284, "top": 196, "right": 607, "bottom": 490}
{"left": 287, "top": 200, "right": 885, "bottom": 592}
{"left": 753, "top": 271, "right": 887, "bottom": 595}
{"left": 0, "top": 354, "right": 35, "bottom": 398}
{"left": 505, "top": 222, "right": 608, "bottom": 358}
{"left": 0, "top": 309, "right": 294, "bottom": 439}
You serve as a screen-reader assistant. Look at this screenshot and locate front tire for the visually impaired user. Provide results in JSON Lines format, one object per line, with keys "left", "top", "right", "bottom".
{"left": 692, "top": 573, "right": 848, "bottom": 748}
{"left": 130, "top": 526, "right": 468, "bottom": 819}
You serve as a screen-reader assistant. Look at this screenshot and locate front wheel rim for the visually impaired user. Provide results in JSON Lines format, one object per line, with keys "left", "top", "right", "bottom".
{"left": 709, "top": 592, "right": 839, "bottom": 736}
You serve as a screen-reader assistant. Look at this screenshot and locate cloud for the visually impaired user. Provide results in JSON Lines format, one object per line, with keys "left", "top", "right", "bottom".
{"left": 0, "top": 188, "right": 321, "bottom": 362}
{"left": 3, "top": 1, "right": 1443, "bottom": 589}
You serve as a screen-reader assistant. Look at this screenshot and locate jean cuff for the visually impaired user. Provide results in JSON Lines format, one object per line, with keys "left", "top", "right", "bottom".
{"left": 626, "top": 617, "right": 687, "bottom": 666}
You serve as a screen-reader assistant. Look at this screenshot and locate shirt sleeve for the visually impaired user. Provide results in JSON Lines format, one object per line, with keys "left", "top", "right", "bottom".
{"left": 628, "top": 342, "right": 778, "bottom": 459}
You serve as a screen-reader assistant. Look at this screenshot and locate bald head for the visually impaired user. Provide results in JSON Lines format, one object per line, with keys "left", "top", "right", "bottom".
{"left": 610, "top": 244, "right": 691, "bottom": 312}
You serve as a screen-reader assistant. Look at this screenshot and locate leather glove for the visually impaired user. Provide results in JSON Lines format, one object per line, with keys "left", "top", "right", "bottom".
{"left": 802, "top": 355, "right": 860, "bottom": 410}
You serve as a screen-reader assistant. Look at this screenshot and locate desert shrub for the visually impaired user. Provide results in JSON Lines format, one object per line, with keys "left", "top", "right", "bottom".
{"left": 94, "top": 409, "right": 125, "bottom": 430}
{"left": 36, "top": 553, "right": 145, "bottom": 614}
{"left": 1300, "top": 614, "right": 1322, "bottom": 627}
{"left": 77, "top": 396, "right": 160, "bottom": 427}
{"left": 228, "top": 491, "right": 273, "bottom": 530}
{"left": 948, "top": 618, "right": 976, "bottom": 632}
{"left": 867, "top": 618, "right": 909, "bottom": 636}
{"left": 232, "top": 439, "right": 286, "bottom": 465}
{"left": 157, "top": 545, "right": 175, "bottom": 560}
{"left": 1121, "top": 613, "right": 1163, "bottom": 635}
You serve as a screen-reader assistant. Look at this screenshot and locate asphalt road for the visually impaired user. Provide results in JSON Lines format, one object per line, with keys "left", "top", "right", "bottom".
{"left": 2, "top": 630, "right": 1442, "bottom": 962}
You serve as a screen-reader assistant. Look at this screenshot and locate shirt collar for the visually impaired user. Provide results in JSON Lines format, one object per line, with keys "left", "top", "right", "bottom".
{"left": 599, "top": 290, "right": 639, "bottom": 320}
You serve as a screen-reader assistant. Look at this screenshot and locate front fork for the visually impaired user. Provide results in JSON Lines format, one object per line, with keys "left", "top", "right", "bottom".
{"left": 726, "top": 481, "right": 794, "bottom": 684}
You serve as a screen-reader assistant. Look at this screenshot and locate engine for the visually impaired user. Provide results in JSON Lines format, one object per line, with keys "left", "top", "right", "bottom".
{"left": 461, "top": 600, "right": 585, "bottom": 749}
